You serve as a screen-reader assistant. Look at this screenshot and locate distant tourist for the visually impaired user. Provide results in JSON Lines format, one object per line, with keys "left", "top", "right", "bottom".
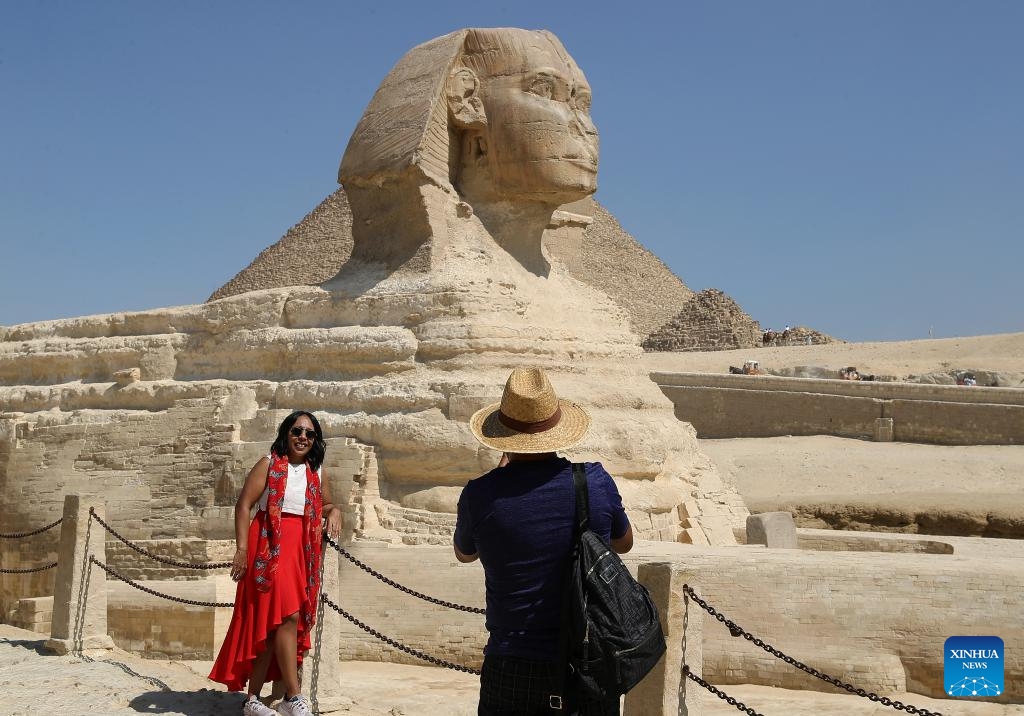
{"left": 209, "top": 411, "right": 344, "bottom": 716}
{"left": 455, "top": 367, "right": 632, "bottom": 715}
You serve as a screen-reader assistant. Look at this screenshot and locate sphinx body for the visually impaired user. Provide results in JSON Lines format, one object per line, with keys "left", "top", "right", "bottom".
{"left": 0, "top": 30, "right": 745, "bottom": 605}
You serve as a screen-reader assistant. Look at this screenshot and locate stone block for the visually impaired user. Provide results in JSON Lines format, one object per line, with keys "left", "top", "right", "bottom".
{"left": 677, "top": 500, "right": 700, "bottom": 520}
{"left": 746, "top": 512, "right": 797, "bottom": 549}
{"left": 625, "top": 562, "right": 703, "bottom": 715}
{"left": 46, "top": 494, "right": 115, "bottom": 654}
{"left": 874, "top": 417, "right": 895, "bottom": 442}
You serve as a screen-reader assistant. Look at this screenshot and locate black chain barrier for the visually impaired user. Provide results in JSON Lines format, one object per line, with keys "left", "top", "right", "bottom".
{"left": 90, "top": 508, "right": 232, "bottom": 570}
{"left": 324, "top": 535, "right": 485, "bottom": 614}
{"left": 321, "top": 593, "right": 481, "bottom": 675}
{"left": 681, "top": 584, "right": 943, "bottom": 716}
{"left": 90, "top": 557, "right": 234, "bottom": 608}
{"left": 682, "top": 665, "right": 762, "bottom": 716}
{"left": 0, "top": 561, "right": 58, "bottom": 574}
{"left": 0, "top": 517, "right": 63, "bottom": 539}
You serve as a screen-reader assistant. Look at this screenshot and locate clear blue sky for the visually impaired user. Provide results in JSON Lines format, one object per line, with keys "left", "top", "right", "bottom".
{"left": 3, "top": 1, "right": 1022, "bottom": 342}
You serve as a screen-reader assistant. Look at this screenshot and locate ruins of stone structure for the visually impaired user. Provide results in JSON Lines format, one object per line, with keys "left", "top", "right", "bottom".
{"left": 0, "top": 28, "right": 750, "bottom": 619}
{"left": 782, "top": 325, "right": 838, "bottom": 346}
{"left": 643, "top": 288, "right": 762, "bottom": 352}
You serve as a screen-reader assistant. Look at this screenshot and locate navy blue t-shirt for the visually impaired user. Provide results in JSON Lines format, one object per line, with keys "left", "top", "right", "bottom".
{"left": 453, "top": 457, "right": 630, "bottom": 660}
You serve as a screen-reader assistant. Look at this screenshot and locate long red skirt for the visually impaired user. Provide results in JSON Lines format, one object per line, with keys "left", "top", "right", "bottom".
{"left": 209, "top": 512, "right": 312, "bottom": 691}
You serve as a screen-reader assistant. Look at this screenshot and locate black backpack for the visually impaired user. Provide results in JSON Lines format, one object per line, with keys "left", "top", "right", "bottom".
{"left": 562, "top": 463, "right": 666, "bottom": 701}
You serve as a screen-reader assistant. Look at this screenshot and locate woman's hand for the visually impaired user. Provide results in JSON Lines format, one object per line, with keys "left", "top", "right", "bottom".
{"left": 230, "top": 548, "right": 247, "bottom": 582}
{"left": 323, "top": 507, "right": 343, "bottom": 541}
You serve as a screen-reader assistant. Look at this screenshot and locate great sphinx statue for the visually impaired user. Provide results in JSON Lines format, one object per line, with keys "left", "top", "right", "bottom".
{"left": 0, "top": 29, "right": 745, "bottom": 601}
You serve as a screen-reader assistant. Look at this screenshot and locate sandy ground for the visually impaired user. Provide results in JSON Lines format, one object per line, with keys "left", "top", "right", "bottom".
{"left": 701, "top": 435, "right": 1024, "bottom": 535}
{"left": 2, "top": 625, "right": 1019, "bottom": 715}
{"left": 641, "top": 331, "right": 1024, "bottom": 379}
{"left": 5, "top": 333, "right": 1023, "bottom": 714}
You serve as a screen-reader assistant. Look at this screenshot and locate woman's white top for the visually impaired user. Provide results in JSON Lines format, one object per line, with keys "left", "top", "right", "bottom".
{"left": 258, "top": 458, "right": 319, "bottom": 515}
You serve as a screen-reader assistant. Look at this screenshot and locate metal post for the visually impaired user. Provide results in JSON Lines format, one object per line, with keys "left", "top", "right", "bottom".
{"left": 45, "top": 494, "right": 114, "bottom": 654}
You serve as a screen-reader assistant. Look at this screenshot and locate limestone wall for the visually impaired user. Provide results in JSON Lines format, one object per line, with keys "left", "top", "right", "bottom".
{"left": 106, "top": 577, "right": 235, "bottom": 659}
{"left": 306, "top": 543, "right": 1024, "bottom": 703}
{"left": 1, "top": 538, "right": 58, "bottom": 620}
{"left": 655, "top": 372, "right": 1024, "bottom": 444}
{"left": 335, "top": 543, "right": 488, "bottom": 668}
{"left": 648, "top": 547, "right": 1022, "bottom": 701}
{"left": 665, "top": 385, "right": 884, "bottom": 439}
{"left": 890, "top": 399, "right": 1024, "bottom": 444}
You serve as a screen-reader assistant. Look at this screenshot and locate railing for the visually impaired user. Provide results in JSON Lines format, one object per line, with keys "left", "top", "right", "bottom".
{"left": 0, "top": 517, "right": 61, "bottom": 574}
{"left": 6, "top": 496, "right": 947, "bottom": 716}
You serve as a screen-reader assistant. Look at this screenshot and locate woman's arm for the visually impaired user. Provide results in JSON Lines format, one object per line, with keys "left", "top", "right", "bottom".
{"left": 230, "top": 456, "right": 271, "bottom": 582}
{"left": 320, "top": 468, "right": 343, "bottom": 540}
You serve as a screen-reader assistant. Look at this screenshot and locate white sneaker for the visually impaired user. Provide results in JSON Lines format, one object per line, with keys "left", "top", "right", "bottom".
{"left": 242, "top": 695, "right": 277, "bottom": 716}
{"left": 277, "top": 694, "right": 313, "bottom": 716}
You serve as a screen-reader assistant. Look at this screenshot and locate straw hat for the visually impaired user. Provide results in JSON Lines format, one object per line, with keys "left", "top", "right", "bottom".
{"left": 469, "top": 368, "right": 591, "bottom": 453}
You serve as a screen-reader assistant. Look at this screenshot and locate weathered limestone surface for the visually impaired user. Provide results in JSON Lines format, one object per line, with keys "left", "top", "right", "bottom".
{"left": 45, "top": 494, "right": 114, "bottom": 654}
{"left": 745, "top": 512, "right": 798, "bottom": 549}
{"left": 209, "top": 192, "right": 697, "bottom": 343}
{"left": 654, "top": 371, "right": 1024, "bottom": 444}
{"left": 0, "top": 26, "right": 747, "bottom": 617}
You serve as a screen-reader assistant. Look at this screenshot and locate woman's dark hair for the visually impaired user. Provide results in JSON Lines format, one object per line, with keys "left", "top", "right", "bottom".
{"left": 271, "top": 410, "right": 326, "bottom": 472}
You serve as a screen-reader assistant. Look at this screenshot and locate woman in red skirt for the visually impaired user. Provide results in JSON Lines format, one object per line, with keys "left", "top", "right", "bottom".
{"left": 210, "top": 411, "right": 343, "bottom": 716}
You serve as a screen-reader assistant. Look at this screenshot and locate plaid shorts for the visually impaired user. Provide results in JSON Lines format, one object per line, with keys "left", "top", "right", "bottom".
{"left": 478, "top": 655, "right": 620, "bottom": 716}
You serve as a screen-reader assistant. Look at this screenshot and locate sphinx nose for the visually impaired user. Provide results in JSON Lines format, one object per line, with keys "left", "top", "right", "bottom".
{"left": 569, "top": 115, "right": 599, "bottom": 162}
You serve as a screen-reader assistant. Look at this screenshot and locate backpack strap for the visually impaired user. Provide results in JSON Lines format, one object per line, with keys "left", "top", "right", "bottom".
{"left": 549, "top": 463, "right": 589, "bottom": 712}
{"left": 572, "top": 462, "right": 590, "bottom": 535}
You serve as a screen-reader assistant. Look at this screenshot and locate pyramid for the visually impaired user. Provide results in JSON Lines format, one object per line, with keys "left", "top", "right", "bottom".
{"left": 643, "top": 288, "right": 762, "bottom": 352}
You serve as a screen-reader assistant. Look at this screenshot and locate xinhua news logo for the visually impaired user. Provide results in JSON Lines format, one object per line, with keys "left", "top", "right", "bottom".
{"left": 945, "top": 636, "right": 1004, "bottom": 697}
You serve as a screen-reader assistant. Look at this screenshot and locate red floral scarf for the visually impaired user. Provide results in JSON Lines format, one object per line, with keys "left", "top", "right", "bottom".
{"left": 252, "top": 452, "right": 323, "bottom": 632}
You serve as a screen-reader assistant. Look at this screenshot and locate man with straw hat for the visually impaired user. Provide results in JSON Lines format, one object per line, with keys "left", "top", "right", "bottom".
{"left": 455, "top": 367, "right": 633, "bottom": 715}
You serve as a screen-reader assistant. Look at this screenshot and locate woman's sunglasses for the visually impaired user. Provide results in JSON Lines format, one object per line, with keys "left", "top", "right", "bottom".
{"left": 289, "top": 427, "right": 317, "bottom": 439}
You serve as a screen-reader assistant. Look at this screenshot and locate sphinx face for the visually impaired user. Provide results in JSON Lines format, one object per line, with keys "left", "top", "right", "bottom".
{"left": 459, "top": 31, "right": 600, "bottom": 205}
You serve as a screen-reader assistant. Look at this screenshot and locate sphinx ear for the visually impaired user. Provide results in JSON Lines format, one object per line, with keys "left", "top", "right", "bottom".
{"left": 447, "top": 68, "right": 486, "bottom": 129}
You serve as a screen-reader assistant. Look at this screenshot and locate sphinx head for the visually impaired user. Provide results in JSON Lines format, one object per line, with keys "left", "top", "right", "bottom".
{"left": 338, "top": 28, "right": 599, "bottom": 272}
{"left": 452, "top": 29, "right": 599, "bottom": 205}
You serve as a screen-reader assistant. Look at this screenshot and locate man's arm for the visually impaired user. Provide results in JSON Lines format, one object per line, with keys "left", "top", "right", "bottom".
{"left": 454, "top": 543, "right": 479, "bottom": 563}
{"left": 610, "top": 523, "right": 633, "bottom": 554}
{"left": 597, "top": 463, "right": 632, "bottom": 554}
{"left": 453, "top": 485, "right": 479, "bottom": 563}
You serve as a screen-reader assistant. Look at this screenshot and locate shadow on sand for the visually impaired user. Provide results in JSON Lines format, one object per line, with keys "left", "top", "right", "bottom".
{"left": 128, "top": 688, "right": 244, "bottom": 716}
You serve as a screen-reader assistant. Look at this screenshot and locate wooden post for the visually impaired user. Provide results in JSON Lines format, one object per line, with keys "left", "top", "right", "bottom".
{"left": 45, "top": 494, "right": 114, "bottom": 654}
